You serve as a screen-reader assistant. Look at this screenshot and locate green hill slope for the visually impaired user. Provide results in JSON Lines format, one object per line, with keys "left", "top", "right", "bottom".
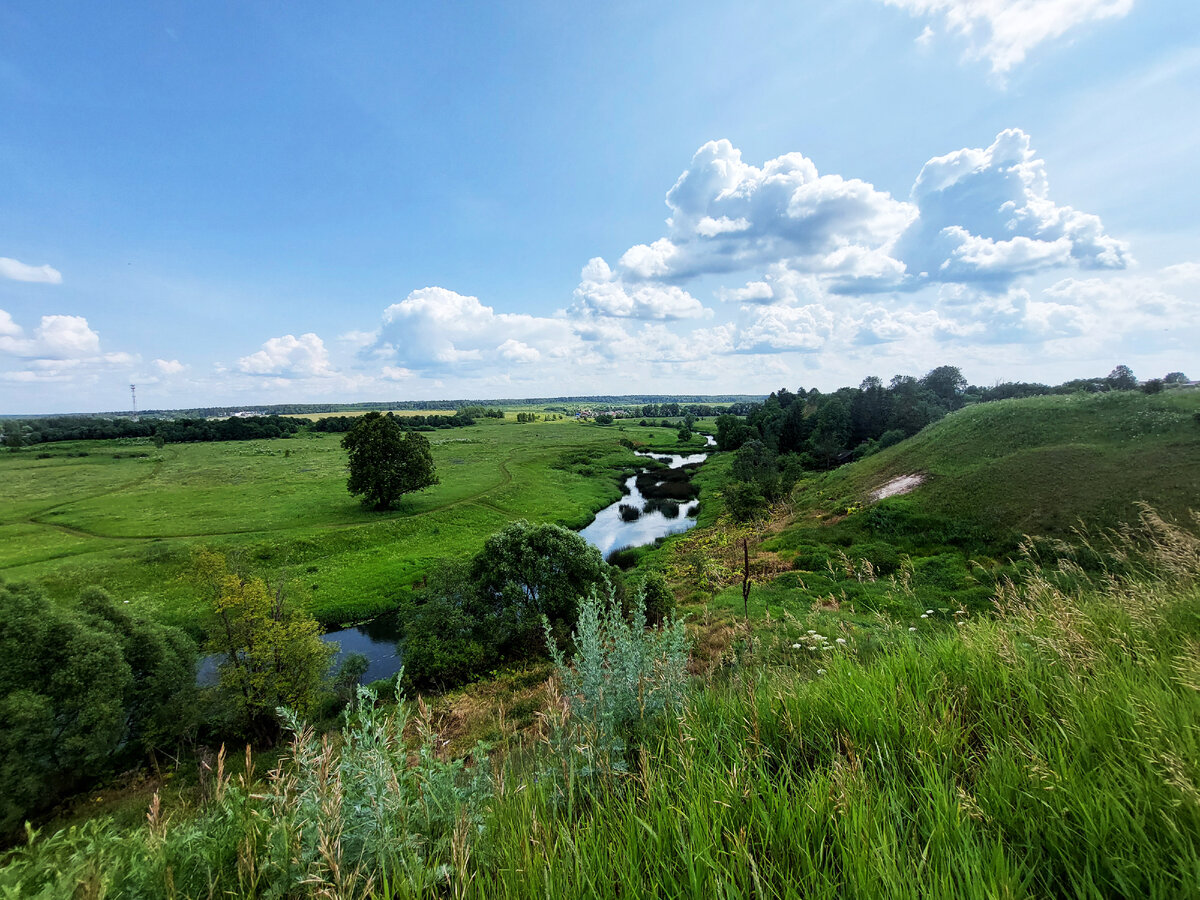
{"left": 804, "top": 388, "right": 1200, "bottom": 537}
{"left": 702, "top": 389, "right": 1200, "bottom": 624}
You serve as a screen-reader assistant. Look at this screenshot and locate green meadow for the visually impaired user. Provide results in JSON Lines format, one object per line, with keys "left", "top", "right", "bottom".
{"left": 0, "top": 417, "right": 712, "bottom": 632}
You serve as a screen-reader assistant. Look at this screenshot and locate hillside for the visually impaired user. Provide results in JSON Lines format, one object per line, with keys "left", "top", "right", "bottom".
{"left": 802, "top": 388, "right": 1200, "bottom": 537}
{"left": 685, "top": 388, "right": 1200, "bottom": 628}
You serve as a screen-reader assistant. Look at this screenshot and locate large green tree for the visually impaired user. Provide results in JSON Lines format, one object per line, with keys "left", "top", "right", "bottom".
{"left": 341, "top": 412, "right": 439, "bottom": 510}
{"left": 402, "top": 522, "right": 613, "bottom": 689}
{"left": 468, "top": 520, "right": 611, "bottom": 658}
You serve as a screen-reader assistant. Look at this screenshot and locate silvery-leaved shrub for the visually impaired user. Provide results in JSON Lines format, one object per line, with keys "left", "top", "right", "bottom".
{"left": 544, "top": 588, "right": 690, "bottom": 776}
{"left": 277, "top": 682, "right": 492, "bottom": 894}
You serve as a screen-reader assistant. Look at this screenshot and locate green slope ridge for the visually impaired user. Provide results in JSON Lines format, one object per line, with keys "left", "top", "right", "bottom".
{"left": 798, "top": 388, "right": 1200, "bottom": 536}
{"left": 697, "top": 389, "right": 1199, "bottom": 624}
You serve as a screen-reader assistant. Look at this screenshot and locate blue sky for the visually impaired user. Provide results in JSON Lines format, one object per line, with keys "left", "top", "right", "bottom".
{"left": 2, "top": 0, "right": 1197, "bottom": 413}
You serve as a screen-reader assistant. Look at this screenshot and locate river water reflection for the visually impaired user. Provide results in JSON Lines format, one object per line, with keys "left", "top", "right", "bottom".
{"left": 579, "top": 436, "right": 713, "bottom": 557}
{"left": 197, "top": 616, "right": 403, "bottom": 687}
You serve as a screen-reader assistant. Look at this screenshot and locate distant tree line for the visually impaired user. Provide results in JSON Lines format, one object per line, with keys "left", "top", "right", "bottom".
{"left": 456, "top": 405, "right": 505, "bottom": 419}
{"left": 1, "top": 409, "right": 500, "bottom": 448}
{"left": 715, "top": 364, "right": 1190, "bottom": 475}
{"left": 0, "top": 414, "right": 308, "bottom": 447}
{"left": 310, "top": 411, "right": 478, "bottom": 434}
{"left": 637, "top": 401, "right": 757, "bottom": 418}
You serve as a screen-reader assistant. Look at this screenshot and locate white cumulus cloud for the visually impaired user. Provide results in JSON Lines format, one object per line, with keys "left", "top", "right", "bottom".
{"left": 0, "top": 311, "right": 135, "bottom": 388}
{"left": 237, "top": 333, "right": 334, "bottom": 377}
{"left": 897, "top": 128, "right": 1129, "bottom": 287}
{"left": 880, "top": 0, "right": 1134, "bottom": 74}
{"left": 0, "top": 313, "right": 103, "bottom": 358}
{"left": 572, "top": 258, "right": 706, "bottom": 320}
{"left": 373, "top": 287, "right": 577, "bottom": 371}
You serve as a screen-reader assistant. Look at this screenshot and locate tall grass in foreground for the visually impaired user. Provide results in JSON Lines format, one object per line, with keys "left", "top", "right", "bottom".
{"left": 3, "top": 511, "right": 1199, "bottom": 898}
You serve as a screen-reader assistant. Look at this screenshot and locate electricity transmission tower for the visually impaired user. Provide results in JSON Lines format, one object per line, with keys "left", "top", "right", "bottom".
{"left": 130, "top": 384, "right": 138, "bottom": 422}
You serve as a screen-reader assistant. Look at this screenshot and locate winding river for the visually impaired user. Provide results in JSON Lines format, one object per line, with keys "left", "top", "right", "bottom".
{"left": 199, "top": 433, "right": 715, "bottom": 686}
{"left": 578, "top": 434, "right": 714, "bottom": 557}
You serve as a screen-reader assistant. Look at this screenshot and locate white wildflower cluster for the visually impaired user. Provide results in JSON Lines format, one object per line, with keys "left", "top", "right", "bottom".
{"left": 791, "top": 628, "right": 850, "bottom": 654}
{"left": 910, "top": 605, "right": 971, "bottom": 632}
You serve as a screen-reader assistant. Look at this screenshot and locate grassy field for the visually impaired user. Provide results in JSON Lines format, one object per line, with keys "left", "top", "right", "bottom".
{"left": 0, "top": 417, "right": 713, "bottom": 632}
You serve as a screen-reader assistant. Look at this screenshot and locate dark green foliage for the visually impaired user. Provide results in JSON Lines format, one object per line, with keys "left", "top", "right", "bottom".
{"left": 724, "top": 480, "right": 767, "bottom": 524}
{"left": 1142, "top": 378, "right": 1164, "bottom": 394}
{"left": 0, "top": 582, "right": 196, "bottom": 833}
{"left": 76, "top": 588, "right": 199, "bottom": 758}
{"left": 1107, "top": 364, "right": 1137, "bottom": 390}
{"left": 731, "top": 439, "right": 782, "bottom": 500}
{"left": 634, "top": 570, "right": 676, "bottom": 625}
{"left": 1164, "top": 371, "right": 1189, "bottom": 384}
{"left": 2, "top": 421, "right": 24, "bottom": 451}
{"left": 401, "top": 595, "right": 487, "bottom": 691}
{"left": 402, "top": 523, "right": 613, "bottom": 690}
{"left": 715, "top": 414, "right": 755, "bottom": 451}
{"left": 618, "top": 503, "right": 641, "bottom": 521}
{"left": 342, "top": 412, "right": 439, "bottom": 510}
{"left": 469, "top": 521, "right": 610, "bottom": 658}
{"left": 635, "top": 466, "right": 700, "bottom": 501}
{"left": 919, "top": 365, "right": 967, "bottom": 410}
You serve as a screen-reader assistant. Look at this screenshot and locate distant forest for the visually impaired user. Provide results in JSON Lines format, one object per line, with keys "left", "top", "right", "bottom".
{"left": 0, "top": 410, "right": 493, "bottom": 447}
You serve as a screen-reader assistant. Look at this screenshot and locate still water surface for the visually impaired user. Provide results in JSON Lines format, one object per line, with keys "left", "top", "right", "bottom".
{"left": 579, "top": 436, "right": 713, "bottom": 556}
{"left": 197, "top": 616, "right": 403, "bottom": 687}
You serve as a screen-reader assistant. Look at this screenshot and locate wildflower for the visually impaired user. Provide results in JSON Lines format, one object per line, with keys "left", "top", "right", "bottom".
{"left": 807, "top": 630, "right": 816, "bottom": 634}
{"left": 926, "top": 609, "right": 934, "bottom": 614}
{"left": 836, "top": 637, "right": 847, "bottom": 645}
{"left": 920, "top": 614, "right": 928, "bottom": 619}
{"left": 908, "top": 627, "right": 917, "bottom": 632}
{"left": 792, "top": 643, "right": 801, "bottom": 649}
{"left": 817, "top": 668, "right": 827, "bottom": 676}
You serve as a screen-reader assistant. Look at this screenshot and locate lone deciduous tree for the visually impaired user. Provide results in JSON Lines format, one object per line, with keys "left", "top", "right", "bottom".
{"left": 341, "top": 412, "right": 438, "bottom": 510}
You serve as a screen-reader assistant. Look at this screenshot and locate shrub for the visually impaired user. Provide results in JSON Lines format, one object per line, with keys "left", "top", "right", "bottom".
{"left": 401, "top": 595, "right": 487, "bottom": 692}
{"left": 545, "top": 589, "right": 689, "bottom": 775}
{"left": 635, "top": 571, "right": 676, "bottom": 625}
{"left": 0, "top": 583, "right": 197, "bottom": 833}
